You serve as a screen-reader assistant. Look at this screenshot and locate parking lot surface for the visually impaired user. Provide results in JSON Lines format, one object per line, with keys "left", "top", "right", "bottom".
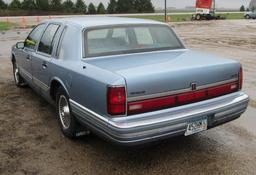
{"left": 0, "top": 20, "right": 256, "bottom": 175}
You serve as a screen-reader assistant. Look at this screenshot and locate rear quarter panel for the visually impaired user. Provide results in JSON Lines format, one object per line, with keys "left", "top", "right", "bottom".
{"left": 50, "top": 24, "right": 125, "bottom": 116}
{"left": 69, "top": 63, "right": 125, "bottom": 116}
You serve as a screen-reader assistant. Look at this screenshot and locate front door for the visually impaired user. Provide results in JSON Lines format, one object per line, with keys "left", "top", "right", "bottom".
{"left": 19, "top": 24, "right": 46, "bottom": 83}
{"left": 32, "top": 24, "right": 61, "bottom": 94}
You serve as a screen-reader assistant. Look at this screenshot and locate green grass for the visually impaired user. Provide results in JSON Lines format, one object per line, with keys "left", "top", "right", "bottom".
{"left": 126, "top": 12, "right": 244, "bottom": 22}
{"left": 127, "top": 14, "right": 191, "bottom": 22}
{"left": 219, "top": 13, "right": 244, "bottom": 20}
{"left": 0, "top": 22, "right": 15, "bottom": 31}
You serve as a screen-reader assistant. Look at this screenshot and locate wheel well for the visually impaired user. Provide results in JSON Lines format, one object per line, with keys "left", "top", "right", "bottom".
{"left": 50, "top": 80, "right": 62, "bottom": 101}
{"left": 11, "top": 54, "right": 15, "bottom": 63}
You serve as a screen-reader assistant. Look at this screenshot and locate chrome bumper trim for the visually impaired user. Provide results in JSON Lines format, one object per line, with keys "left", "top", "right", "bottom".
{"left": 70, "top": 99, "right": 109, "bottom": 123}
{"left": 70, "top": 91, "right": 249, "bottom": 145}
{"left": 110, "top": 91, "right": 248, "bottom": 129}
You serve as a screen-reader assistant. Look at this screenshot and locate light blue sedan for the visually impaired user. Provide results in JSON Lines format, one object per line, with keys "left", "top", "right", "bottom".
{"left": 245, "top": 11, "right": 256, "bottom": 19}
{"left": 11, "top": 17, "right": 249, "bottom": 145}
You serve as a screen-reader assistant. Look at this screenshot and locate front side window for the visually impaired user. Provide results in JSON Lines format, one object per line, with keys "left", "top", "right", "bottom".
{"left": 38, "top": 24, "right": 60, "bottom": 55}
{"left": 85, "top": 24, "right": 184, "bottom": 57}
{"left": 24, "top": 24, "right": 46, "bottom": 50}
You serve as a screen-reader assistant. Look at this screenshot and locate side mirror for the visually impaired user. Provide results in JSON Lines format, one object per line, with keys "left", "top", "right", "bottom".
{"left": 16, "top": 42, "right": 24, "bottom": 49}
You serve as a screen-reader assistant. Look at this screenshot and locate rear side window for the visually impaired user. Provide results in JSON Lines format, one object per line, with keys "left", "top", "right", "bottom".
{"left": 38, "top": 24, "right": 60, "bottom": 55}
{"left": 56, "top": 26, "right": 67, "bottom": 58}
{"left": 25, "top": 24, "right": 46, "bottom": 50}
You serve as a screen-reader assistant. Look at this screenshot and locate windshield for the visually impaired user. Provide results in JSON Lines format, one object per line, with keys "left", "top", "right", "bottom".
{"left": 84, "top": 24, "right": 185, "bottom": 57}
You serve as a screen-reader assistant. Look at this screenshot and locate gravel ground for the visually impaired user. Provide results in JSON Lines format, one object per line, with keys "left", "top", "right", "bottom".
{"left": 0, "top": 20, "right": 256, "bottom": 175}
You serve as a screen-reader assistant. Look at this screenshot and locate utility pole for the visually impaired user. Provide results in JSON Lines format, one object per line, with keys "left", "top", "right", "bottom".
{"left": 213, "top": 0, "right": 216, "bottom": 14}
{"left": 164, "top": 0, "right": 167, "bottom": 22}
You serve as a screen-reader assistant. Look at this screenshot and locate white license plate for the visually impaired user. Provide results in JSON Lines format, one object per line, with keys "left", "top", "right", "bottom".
{"left": 185, "top": 118, "right": 208, "bottom": 136}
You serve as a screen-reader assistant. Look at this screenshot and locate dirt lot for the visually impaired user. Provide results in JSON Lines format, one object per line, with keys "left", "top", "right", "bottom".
{"left": 0, "top": 20, "right": 256, "bottom": 175}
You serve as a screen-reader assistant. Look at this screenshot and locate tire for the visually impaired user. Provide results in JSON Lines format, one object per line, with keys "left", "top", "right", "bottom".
{"left": 12, "top": 61, "right": 27, "bottom": 87}
{"left": 196, "top": 14, "right": 201, "bottom": 20}
{"left": 56, "top": 86, "right": 89, "bottom": 138}
{"left": 245, "top": 15, "right": 250, "bottom": 19}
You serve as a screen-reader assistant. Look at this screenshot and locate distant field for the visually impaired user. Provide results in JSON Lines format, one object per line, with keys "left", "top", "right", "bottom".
{"left": 220, "top": 12, "right": 244, "bottom": 20}
{"left": 127, "top": 14, "right": 191, "bottom": 22}
{"left": 0, "top": 22, "right": 15, "bottom": 31}
{"left": 0, "top": 12, "right": 245, "bottom": 31}
{"left": 127, "top": 12, "right": 244, "bottom": 22}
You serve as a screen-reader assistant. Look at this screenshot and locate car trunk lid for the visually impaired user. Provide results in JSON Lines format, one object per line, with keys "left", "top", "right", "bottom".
{"left": 86, "top": 50, "right": 241, "bottom": 114}
{"left": 86, "top": 50, "right": 240, "bottom": 96}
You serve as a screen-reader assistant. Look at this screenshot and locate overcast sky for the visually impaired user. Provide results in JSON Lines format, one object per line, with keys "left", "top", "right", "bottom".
{"left": 4, "top": 0, "right": 251, "bottom": 9}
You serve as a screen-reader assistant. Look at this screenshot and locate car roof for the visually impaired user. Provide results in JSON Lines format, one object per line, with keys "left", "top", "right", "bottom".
{"left": 44, "top": 16, "right": 165, "bottom": 29}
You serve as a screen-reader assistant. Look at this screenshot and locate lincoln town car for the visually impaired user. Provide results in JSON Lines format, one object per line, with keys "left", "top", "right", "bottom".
{"left": 11, "top": 17, "right": 249, "bottom": 145}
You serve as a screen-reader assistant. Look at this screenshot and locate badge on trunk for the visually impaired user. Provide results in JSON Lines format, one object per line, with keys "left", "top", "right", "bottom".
{"left": 191, "top": 83, "right": 197, "bottom": 91}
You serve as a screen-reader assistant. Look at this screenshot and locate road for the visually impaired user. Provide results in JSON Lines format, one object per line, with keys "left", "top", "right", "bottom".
{"left": 0, "top": 20, "right": 256, "bottom": 175}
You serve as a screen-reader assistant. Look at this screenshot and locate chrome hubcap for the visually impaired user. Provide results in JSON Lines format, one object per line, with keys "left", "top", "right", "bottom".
{"left": 14, "top": 67, "right": 19, "bottom": 84}
{"left": 58, "top": 95, "right": 71, "bottom": 129}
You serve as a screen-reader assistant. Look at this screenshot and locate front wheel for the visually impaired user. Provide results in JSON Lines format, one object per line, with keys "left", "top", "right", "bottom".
{"left": 245, "top": 15, "right": 250, "bottom": 19}
{"left": 12, "top": 62, "right": 27, "bottom": 87}
{"left": 195, "top": 14, "right": 201, "bottom": 20}
{"left": 56, "top": 87, "right": 89, "bottom": 138}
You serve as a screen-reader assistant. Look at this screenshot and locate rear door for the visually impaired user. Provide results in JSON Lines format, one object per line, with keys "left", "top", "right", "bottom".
{"left": 32, "top": 23, "right": 61, "bottom": 93}
{"left": 19, "top": 24, "right": 46, "bottom": 82}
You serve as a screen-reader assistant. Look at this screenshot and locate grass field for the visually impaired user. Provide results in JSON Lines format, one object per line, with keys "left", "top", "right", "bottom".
{"left": 127, "top": 13, "right": 244, "bottom": 22}
{"left": 128, "top": 14, "right": 191, "bottom": 22}
{"left": 0, "top": 12, "right": 245, "bottom": 31}
{"left": 220, "top": 12, "right": 244, "bottom": 20}
{"left": 0, "top": 22, "right": 15, "bottom": 31}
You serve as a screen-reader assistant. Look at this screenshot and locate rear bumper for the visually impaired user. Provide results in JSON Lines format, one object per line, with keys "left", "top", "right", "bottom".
{"left": 70, "top": 91, "right": 249, "bottom": 146}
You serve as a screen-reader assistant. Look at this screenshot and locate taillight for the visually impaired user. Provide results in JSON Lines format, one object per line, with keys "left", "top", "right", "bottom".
{"left": 107, "top": 86, "right": 126, "bottom": 115}
{"left": 128, "top": 96, "right": 176, "bottom": 115}
{"left": 207, "top": 82, "right": 238, "bottom": 98}
{"left": 239, "top": 66, "right": 243, "bottom": 90}
{"left": 128, "top": 82, "right": 239, "bottom": 115}
{"left": 177, "top": 90, "right": 206, "bottom": 105}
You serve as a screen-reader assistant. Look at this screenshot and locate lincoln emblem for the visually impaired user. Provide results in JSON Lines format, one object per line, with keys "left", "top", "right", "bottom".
{"left": 191, "top": 83, "right": 197, "bottom": 91}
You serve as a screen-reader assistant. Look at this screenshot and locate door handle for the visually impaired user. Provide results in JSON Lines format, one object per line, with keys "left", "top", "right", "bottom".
{"left": 42, "top": 63, "right": 48, "bottom": 69}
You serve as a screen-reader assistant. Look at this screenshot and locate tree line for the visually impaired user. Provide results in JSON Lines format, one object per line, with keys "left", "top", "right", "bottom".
{"left": 0, "top": 0, "right": 154, "bottom": 14}
{"left": 239, "top": 5, "right": 254, "bottom": 12}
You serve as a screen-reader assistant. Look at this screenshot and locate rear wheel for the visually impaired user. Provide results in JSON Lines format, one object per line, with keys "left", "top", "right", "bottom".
{"left": 56, "top": 87, "right": 90, "bottom": 138}
{"left": 12, "top": 61, "right": 27, "bottom": 87}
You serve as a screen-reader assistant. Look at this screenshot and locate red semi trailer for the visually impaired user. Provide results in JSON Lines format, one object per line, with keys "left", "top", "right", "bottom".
{"left": 196, "top": 0, "right": 214, "bottom": 9}
{"left": 192, "top": 0, "right": 224, "bottom": 20}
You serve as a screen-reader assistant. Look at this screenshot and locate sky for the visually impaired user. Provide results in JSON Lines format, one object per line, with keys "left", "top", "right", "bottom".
{"left": 4, "top": 0, "right": 251, "bottom": 9}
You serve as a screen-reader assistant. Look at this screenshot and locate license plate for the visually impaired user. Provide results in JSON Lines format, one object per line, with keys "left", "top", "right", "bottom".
{"left": 185, "top": 118, "right": 208, "bottom": 136}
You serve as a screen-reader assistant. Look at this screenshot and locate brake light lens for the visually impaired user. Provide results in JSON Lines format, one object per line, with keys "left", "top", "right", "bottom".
{"left": 107, "top": 86, "right": 126, "bottom": 115}
{"left": 207, "top": 82, "right": 238, "bottom": 98}
{"left": 177, "top": 89, "right": 206, "bottom": 105}
{"left": 239, "top": 66, "right": 243, "bottom": 90}
{"left": 128, "top": 81, "right": 239, "bottom": 115}
{"left": 128, "top": 96, "right": 176, "bottom": 115}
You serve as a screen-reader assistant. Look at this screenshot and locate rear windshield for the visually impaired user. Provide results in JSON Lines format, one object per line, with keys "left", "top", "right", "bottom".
{"left": 84, "top": 24, "right": 185, "bottom": 57}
